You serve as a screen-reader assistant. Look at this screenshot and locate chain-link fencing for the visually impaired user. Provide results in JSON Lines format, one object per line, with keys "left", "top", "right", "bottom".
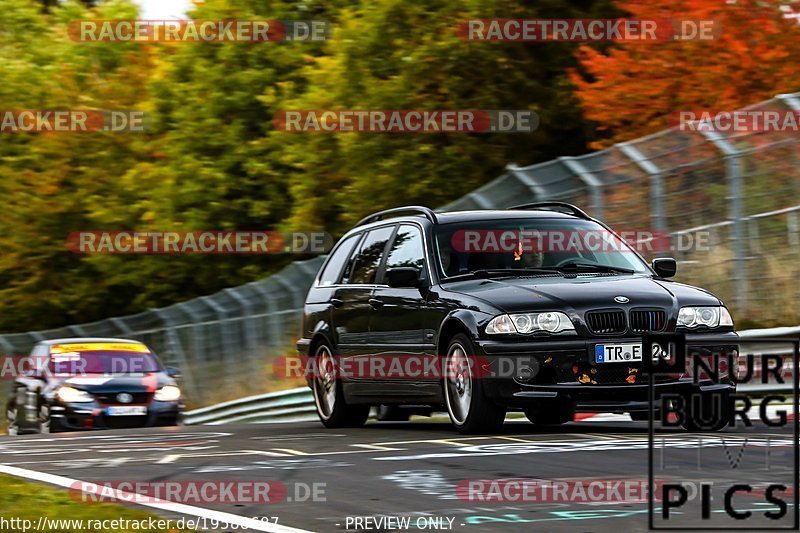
{"left": 2, "top": 92, "right": 798, "bottom": 406}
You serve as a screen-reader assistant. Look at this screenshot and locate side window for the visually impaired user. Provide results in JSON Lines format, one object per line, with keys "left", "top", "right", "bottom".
{"left": 385, "top": 225, "right": 425, "bottom": 272}
{"left": 318, "top": 234, "right": 360, "bottom": 286}
{"left": 348, "top": 226, "right": 395, "bottom": 284}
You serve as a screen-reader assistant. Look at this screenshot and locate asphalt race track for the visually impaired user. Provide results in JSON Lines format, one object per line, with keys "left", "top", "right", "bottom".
{"left": 0, "top": 417, "right": 796, "bottom": 532}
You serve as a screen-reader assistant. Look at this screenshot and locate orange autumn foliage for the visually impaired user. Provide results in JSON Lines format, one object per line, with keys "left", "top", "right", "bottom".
{"left": 570, "top": 0, "right": 800, "bottom": 148}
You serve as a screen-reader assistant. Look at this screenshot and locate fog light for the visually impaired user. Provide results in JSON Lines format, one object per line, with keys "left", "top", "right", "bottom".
{"left": 516, "top": 359, "right": 540, "bottom": 382}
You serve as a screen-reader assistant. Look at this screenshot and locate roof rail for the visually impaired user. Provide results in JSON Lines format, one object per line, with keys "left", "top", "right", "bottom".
{"left": 356, "top": 206, "right": 438, "bottom": 227}
{"left": 506, "top": 201, "right": 592, "bottom": 220}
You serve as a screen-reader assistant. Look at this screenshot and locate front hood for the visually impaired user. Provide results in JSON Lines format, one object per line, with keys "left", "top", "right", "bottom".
{"left": 48, "top": 372, "right": 169, "bottom": 393}
{"left": 442, "top": 274, "right": 722, "bottom": 315}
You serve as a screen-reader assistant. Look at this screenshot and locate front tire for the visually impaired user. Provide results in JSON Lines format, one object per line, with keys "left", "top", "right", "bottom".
{"left": 311, "top": 342, "right": 369, "bottom": 428}
{"left": 443, "top": 334, "right": 505, "bottom": 434}
{"left": 38, "top": 404, "right": 52, "bottom": 434}
{"left": 6, "top": 404, "right": 20, "bottom": 436}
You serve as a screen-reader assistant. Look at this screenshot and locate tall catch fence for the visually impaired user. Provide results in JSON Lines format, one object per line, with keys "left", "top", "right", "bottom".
{"left": 445, "top": 92, "right": 800, "bottom": 327}
{"left": 2, "top": 92, "right": 798, "bottom": 405}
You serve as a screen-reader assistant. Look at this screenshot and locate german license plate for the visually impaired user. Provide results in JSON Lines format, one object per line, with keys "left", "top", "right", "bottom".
{"left": 106, "top": 406, "right": 147, "bottom": 416}
{"left": 595, "top": 343, "right": 642, "bottom": 363}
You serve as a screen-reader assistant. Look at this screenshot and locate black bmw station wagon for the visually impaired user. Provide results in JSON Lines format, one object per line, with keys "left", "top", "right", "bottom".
{"left": 297, "top": 203, "right": 738, "bottom": 433}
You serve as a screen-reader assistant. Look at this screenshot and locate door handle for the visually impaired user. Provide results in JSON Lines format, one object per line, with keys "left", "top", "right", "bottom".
{"left": 368, "top": 298, "right": 384, "bottom": 309}
{"left": 330, "top": 298, "right": 344, "bottom": 308}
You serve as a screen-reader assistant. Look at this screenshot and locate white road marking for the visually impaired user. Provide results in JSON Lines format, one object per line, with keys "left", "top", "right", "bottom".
{"left": 373, "top": 436, "right": 797, "bottom": 461}
{"left": 249, "top": 433, "right": 347, "bottom": 441}
{"left": 350, "top": 443, "right": 403, "bottom": 451}
{"left": 0, "top": 464, "right": 312, "bottom": 533}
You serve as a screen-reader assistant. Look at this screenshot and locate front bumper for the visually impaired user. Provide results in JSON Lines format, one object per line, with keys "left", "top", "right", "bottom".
{"left": 475, "top": 332, "right": 738, "bottom": 410}
{"left": 51, "top": 400, "right": 184, "bottom": 431}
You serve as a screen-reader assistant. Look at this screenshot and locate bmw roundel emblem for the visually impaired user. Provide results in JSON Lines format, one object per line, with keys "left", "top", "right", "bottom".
{"left": 116, "top": 393, "right": 133, "bottom": 404}
{"left": 614, "top": 296, "right": 630, "bottom": 303}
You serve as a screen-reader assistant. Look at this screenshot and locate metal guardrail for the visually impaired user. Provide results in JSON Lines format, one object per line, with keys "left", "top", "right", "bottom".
{"left": 5, "top": 91, "right": 800, "bottom": 403}
{"left": 184, "top": 387, "right": 315, "bottom": 425}
{"left": 184, "top": 329, "right": 799, "bottom": 425}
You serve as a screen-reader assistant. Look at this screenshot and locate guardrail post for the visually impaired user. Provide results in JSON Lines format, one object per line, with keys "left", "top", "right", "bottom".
{"left": 0, "top": 336, "right": 15, "bottom": 356}
{"left": 788, "top": 211, "right": 800, "bottom": 248}
{"left": 776, "top": 94, "right": 800, "bottom": 251}
{"left": 618, "top": 142, "right": 669, "bottom": 254}
{"left": 225, "top": 287, "right": 262, "bottom": 378}
{"left": 110, "top": 317, "right": 134, "bottom": 336}
{"left": 68, "top": 325, "right": 87, "bottom": 336}
{"left": 558, "top": 156, "right": 604, "bottom": 220}
{"left": 154, "top": 308, "right": 198, "bottom": 400}
{"left": 250, "top": 283, "right": 280, "bottom": 353}
{"left": 200, "top": 296, "right": 239, "bottom": 389}
{"left": 505, "top": 163, "right": 549, "bottom": 201}
{"left": 748, "top": 218, "right": 761, "bottom": 254}
{"left": 700, "top": 130, "right": 747, "bottom": 313}
{"left": 176, "top": 301, "right": 208, "bottom": 400}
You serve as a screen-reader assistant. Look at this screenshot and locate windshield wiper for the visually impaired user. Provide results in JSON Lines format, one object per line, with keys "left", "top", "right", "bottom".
{"left": 554, "top": 262, "right": 635, "bottom": 275}
{"left": 443, "top": 268, "right": 562, "bottom": 281}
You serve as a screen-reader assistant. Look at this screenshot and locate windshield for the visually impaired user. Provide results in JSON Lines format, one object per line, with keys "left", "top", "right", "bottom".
{"left": 49, "top": 345, "right": 160, "bottom": 375}
{"left": 434, "top": 218, "right": 651, "bottom": 278}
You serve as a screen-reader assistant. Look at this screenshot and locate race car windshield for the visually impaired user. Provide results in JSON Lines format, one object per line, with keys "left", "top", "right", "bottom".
{"left": 49, "top": 350, "right": 161, "bottom": 375}
{"left": 434, "top": 218, "right": 651, "bottom": 279}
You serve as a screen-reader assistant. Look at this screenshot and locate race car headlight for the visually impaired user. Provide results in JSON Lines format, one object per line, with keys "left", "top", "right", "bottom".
{"left": 154, "top": 385, "right": 181, "bottom": 402}
{"left": 486, "top": 312, "right": 575, "bottom": 334}
{"left": 677, "top": 306, "right": 733, "bottom": 329}
{"left": 56, "top": 386, "right": 94, "bottom": 403}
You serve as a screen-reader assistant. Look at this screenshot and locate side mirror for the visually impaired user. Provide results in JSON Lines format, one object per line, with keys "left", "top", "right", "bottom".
{"left": 652, "top": 257, "right": 677, "bottom": 278}
{"left": 165, "top": 366, "right": 182, "bottom": 379}
{"left": 386, "top": 267, "right": 422, "bottom": 288}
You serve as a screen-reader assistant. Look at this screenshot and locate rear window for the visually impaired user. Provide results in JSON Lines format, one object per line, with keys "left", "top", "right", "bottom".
{"left": 348, "top": 226, "right": 395, "bottom": 284}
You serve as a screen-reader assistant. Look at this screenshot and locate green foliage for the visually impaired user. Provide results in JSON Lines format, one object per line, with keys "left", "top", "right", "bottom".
{"left": 0, "top": 0, "right": 616, "bottom": 331}
{"left": 275, "top": 0, "right": 618, "bottom": 233}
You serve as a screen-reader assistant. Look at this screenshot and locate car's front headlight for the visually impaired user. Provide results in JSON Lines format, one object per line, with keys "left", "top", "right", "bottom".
{"left": 677, "top": 306, "right": 734, "bottom": 329}
{"left": 56, "top": 386, "right": 94, "bottom": 403}
{"left": 486, "top": 312, "right": 575, "bottom": 334}
{"left": 154, "top": 385, "right": 181, "bottom": 402}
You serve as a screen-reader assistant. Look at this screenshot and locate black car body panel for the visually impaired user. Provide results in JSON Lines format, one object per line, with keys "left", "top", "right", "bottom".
{"left": 298, "top": 206, "right": 738, "bottom": 423}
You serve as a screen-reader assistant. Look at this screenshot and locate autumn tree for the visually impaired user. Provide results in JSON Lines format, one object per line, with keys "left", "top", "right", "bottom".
{"left": 571, "top": 0, "right": 800, "bottom": 148}
{"left": 274, "top": 0, "right": 618, "bottom": 234}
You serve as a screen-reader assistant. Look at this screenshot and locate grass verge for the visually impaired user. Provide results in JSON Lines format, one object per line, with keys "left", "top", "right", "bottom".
{"left": 0, "top": 473, "right": 192, "bottom": 532}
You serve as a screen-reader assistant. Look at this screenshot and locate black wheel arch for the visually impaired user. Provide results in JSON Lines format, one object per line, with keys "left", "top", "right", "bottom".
{"left": 436, "top": 310, "right": 490, "bottom": 355}
{"left": 306, "top": 322, "right": 336, "bottom": 356}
